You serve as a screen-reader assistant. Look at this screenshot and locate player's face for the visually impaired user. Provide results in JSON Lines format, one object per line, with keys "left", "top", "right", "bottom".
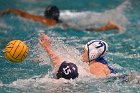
{"left": 81, "top": 48, "right": 88, "bottom": 63}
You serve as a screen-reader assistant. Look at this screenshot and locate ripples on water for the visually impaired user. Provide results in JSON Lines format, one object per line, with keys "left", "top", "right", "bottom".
{"left": 0, "top": 0, "right": 140, "bottom": 93}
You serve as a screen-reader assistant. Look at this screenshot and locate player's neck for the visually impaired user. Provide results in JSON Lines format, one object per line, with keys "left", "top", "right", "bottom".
{"left": 89, "top": 60, "right": 97, "bottom": 65}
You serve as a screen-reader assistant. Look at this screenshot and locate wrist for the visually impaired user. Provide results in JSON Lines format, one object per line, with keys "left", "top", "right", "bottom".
{"left": 45, "top": 46, "right": 51, "bottom": 51}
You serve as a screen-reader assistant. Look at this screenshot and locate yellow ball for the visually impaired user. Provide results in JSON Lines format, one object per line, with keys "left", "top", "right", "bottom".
{"left": 4, "top": 40, "right": 28, "bottom": 63}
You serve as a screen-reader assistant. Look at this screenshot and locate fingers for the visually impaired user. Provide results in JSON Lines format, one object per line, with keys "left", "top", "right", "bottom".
{"left": 40, "top": 32, "right": 44, "bottom": 37}
{"left": 40, "top": 32, "right": 46, "bottom": 38}
{"left": 38, "top": 38, "right": 43, "bottom": 46}
{"left": 40, "top": 32, "right": 49, "bottom": 40}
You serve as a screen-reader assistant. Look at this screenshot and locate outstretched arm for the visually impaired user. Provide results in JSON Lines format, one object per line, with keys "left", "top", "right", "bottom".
{"left": 0, "top": 8, "right": 57, "bottom": 26}
{"left": 0, "top": 8, "right": 38, "bottom": 19}
{"left": 38, "top": 33, "right": 61, "bottom": 68}
{"left": 86, "top": 21, "right": 124, "bottom": 32}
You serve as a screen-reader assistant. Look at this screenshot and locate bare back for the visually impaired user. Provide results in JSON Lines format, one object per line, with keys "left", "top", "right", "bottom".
{"left": 89, "top": 62, "right": 111, "bottom": 78}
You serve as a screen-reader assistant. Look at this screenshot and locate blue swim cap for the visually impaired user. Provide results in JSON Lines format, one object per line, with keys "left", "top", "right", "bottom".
{"left": 85, "top": 40, "right": 108, "bottom": 62}
{"left": 44, "top": 5, "right": 60, "bottom": 21}
{"left": 56, "top": 61, "right": 79, "bottom": 80}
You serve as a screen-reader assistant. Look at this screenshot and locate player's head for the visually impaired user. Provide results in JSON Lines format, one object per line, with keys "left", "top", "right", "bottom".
{"left": 82, "top": 40, "right": 108, "bottom": 64}
{"left": 44, "top": 5, "right": 60, "bottom": 21}
{"left": 56, "top": 61, "right": 79, "bottom": 80}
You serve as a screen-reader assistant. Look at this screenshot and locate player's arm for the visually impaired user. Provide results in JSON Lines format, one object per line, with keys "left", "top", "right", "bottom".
{"left": 38, "top": 32, "right": 61, "bottom": 68}
{"left": 86, "top": 21, "right": 124, "bottom": 32}
{"left": 0, "top": 8, "right": 36, "bottom": 19}
{"left": 0, "top": 8, "right": 50, "bottom": 25}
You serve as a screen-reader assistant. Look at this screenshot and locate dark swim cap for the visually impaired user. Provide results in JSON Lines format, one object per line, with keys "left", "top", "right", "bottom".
{"left": 56, "top": 61, "right": 79, "bottom": 80}
{"left": 44, "top": 5, "right": 60, "bottom": 21}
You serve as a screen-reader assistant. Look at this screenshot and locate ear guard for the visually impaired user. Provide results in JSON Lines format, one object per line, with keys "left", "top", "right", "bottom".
{"left": 85, "top": 40, "right": 108, "bottom": 64}
{"left": 89, "top": 48, "right": 99, "bottom": 61}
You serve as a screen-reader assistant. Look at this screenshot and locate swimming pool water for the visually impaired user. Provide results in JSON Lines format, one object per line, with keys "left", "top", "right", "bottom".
{"left": 0, "top": 0, "right": 140, "bottom": 93}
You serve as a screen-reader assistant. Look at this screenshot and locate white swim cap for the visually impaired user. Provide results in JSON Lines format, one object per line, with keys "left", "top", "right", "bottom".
{"left": 84, "top": 40, "right": 108, "bottom": 62}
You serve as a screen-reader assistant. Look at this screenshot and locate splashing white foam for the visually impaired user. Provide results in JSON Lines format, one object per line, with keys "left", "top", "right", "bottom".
{"left": 60, "top": 1, "right": 130, "bottom": 29}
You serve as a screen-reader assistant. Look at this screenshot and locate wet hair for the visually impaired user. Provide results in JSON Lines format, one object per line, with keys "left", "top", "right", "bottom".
{"left": 44, "top": 5, "right": 60, "bottom": 21}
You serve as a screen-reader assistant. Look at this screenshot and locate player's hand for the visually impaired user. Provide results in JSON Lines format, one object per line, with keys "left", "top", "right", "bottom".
{"left": 38, "top": 32, "right": 51, "bottom": 49}
{"left": 0, "top": 9, "right": 10, "bottom": 17}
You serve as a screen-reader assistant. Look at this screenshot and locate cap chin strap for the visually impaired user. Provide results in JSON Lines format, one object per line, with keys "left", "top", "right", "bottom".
{"left": 87, "top": 44, "right": 90, "bottom": 65}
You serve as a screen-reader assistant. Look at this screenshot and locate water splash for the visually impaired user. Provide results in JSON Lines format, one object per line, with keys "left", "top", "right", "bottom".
{"left": 60, "top": 1, "right": 130, "bottom": 29}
